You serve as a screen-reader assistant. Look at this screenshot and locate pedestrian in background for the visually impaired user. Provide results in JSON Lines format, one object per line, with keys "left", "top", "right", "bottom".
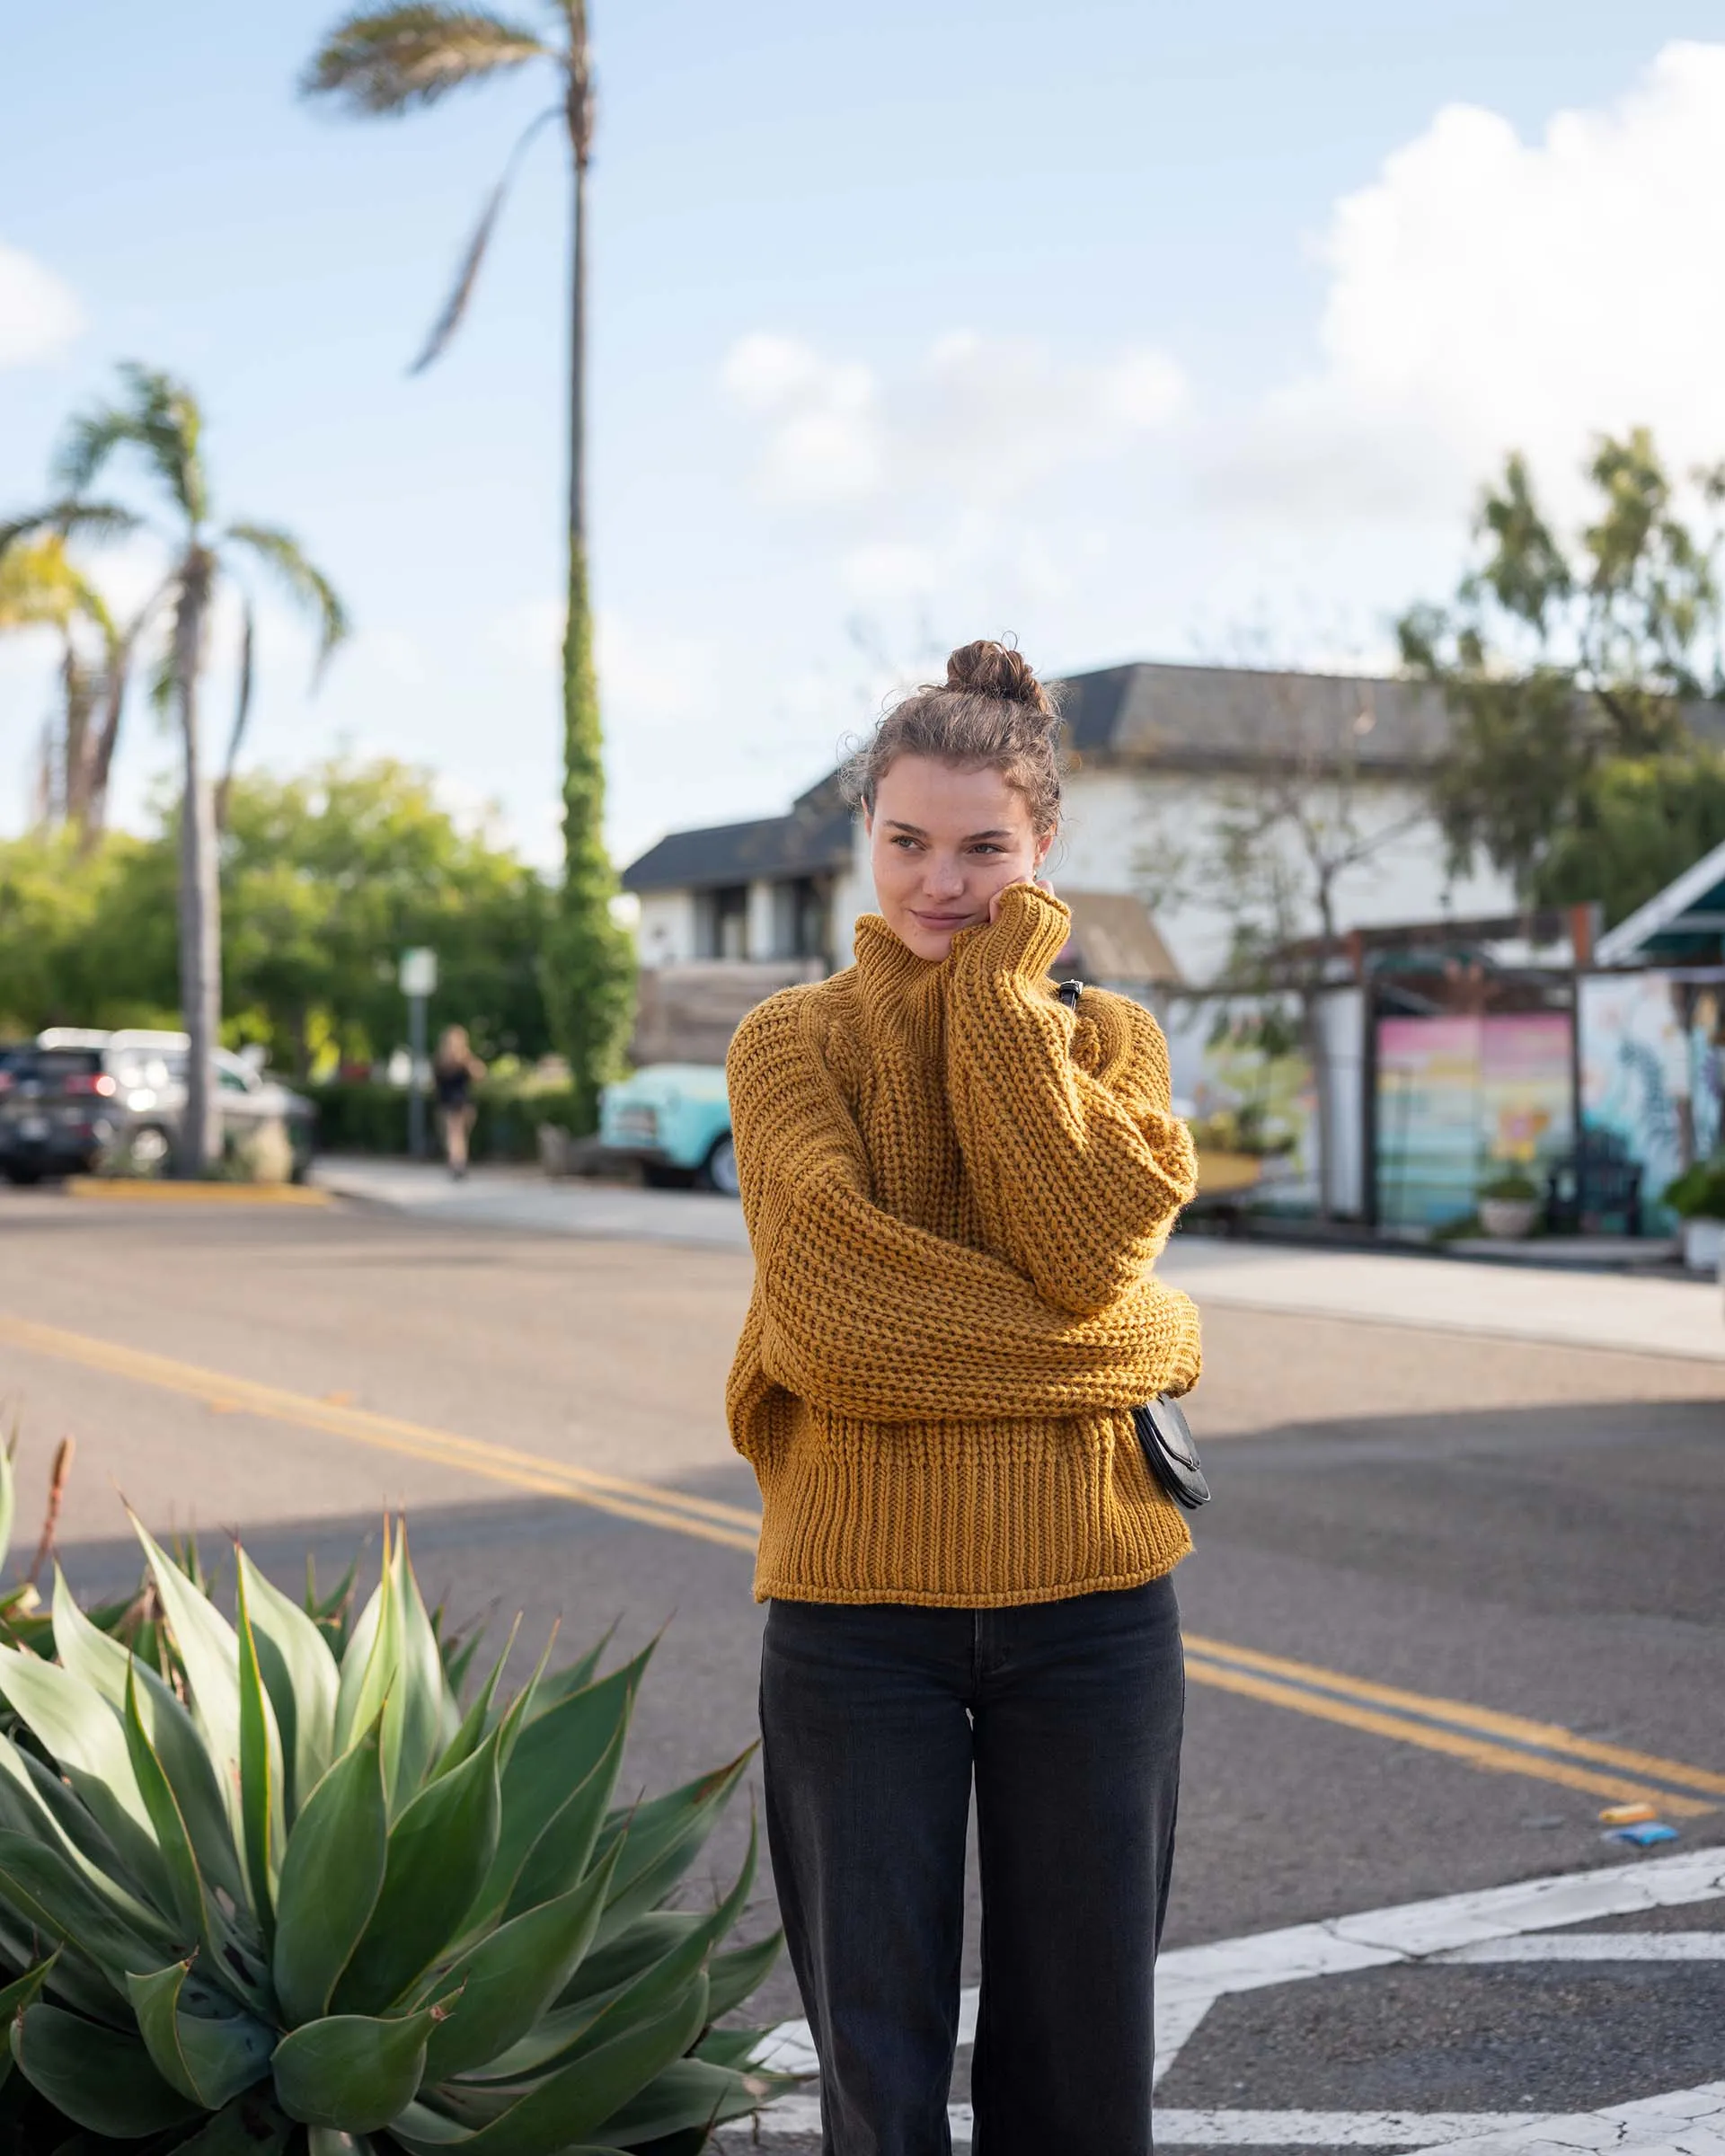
{"left": 432, "top": 1023, "right": 486, "bottom": 1180}
{"left": 726, "top": 640, "right": 1203, "bottom": 2156}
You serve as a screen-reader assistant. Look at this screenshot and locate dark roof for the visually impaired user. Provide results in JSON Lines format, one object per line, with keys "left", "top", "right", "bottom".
{"left": 1056, "top": 661, "right": 1448, "bottom": 773}
{"left": 622, "top": 659, "right": 1725, "bottom": 894}
{"left": 623, "top": 778, "right": 854, "bottom": 894}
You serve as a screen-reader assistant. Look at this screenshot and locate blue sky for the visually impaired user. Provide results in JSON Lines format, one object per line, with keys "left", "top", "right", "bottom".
{"left": 4, "top": 4, "right": 1724, "bottom": 865}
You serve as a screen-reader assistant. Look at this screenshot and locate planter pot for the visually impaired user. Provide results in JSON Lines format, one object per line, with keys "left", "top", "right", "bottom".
{"left": 1479, "top": 1197, "right": 1538, "bottom": 1240}
{"left": 1680, "top": 1215, "right": 1725, "bottom": 1276}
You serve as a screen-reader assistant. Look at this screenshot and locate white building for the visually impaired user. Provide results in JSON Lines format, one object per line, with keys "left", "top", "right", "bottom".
{"left": 621, "top": 659, "right": 1517, "bottom": 996}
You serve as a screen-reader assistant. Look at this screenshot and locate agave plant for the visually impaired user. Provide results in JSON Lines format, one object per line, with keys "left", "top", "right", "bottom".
{"left": 0, "top": 1510, "right": 780, "bottom": 2150}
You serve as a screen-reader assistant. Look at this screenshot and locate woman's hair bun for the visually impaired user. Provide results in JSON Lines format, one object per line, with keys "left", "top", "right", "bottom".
{"left": 943, "top": 639, "right": 1054, "bottom": 716}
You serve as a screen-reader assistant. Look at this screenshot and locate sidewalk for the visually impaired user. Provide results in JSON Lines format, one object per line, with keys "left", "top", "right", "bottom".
{"left": 314, "top": 1157, "right": 1722, "bottom": 1363}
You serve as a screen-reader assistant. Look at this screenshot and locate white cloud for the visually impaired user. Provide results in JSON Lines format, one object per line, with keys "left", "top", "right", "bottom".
{"left": 722, "top": 328, "right": 1186, "bottom": 510}
{"left": 0, "top": 241, "right": 82, "bottom": 367}
{"left": 1224, "top": 40, "right": 1725, "bottom": 521}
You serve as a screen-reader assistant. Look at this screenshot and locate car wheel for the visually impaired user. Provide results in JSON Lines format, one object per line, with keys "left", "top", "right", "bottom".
{"left": 700, "top": 1134, "right": 739, "bottom": 1197}
{"left": 3, "top": 1166, "right": 41, "bottom": 1187}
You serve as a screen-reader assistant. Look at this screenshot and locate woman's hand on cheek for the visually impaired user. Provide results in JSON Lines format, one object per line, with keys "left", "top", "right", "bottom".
{"left": 986, "top": 875, "right": 1056, "bottom": 925}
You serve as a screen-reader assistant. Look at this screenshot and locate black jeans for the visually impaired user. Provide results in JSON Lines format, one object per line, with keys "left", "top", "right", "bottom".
{"left": 760, "top": 1577, "right": 1184, "bottom": 2156}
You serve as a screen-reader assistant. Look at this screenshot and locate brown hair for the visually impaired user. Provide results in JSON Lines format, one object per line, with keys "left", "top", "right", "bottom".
{"left": 842, "top": 639, "right": 1064, "bottom": 837}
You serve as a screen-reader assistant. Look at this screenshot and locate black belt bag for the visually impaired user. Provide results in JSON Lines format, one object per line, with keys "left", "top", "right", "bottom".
{"left": 1132, "top": 1393, "right": 1211, "bottom": 1511}
{"left": 1055, "top": 976, "right": 1212, "bottom": 1513}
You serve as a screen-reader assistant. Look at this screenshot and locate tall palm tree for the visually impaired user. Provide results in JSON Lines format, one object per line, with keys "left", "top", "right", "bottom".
{"left": 2, "top": 365, "right": 349, "bottom": 1173}
{"left": 0, "top": 532, "right": 149, "bottom": 843}
{"left": 302, "top": 2, "right": 634, "bottom": 1129}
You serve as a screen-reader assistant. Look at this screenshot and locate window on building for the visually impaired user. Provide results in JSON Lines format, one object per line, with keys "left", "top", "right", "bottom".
{"left": 772, "top": 876, "right": 828, "bottom": 961}
{"left": 694, "top": 884, "right": 749, "bottom": 959}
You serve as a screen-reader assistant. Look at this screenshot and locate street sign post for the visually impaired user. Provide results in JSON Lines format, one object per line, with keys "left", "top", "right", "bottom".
{"left": 399, "top": 948, "right": 438, "bottom": 1159}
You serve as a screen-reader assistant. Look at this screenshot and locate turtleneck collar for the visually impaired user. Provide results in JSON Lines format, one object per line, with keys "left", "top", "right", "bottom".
{"left": 848, "top": 885, "right": 1075, "bottom": 1041}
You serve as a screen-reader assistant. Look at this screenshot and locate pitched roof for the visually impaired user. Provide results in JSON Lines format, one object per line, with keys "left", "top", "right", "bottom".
{"left": 622, "top": 776, "right": 854, "bottom": 894}
{"left": 620, "top": 659, "right": 1725, "bottom": 893}
{"left": 1057, "top": 661, "right": 1448, "bottom": 773}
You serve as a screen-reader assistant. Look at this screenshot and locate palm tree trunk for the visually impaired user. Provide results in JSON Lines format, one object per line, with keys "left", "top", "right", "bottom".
{"left": 173, "top": 552, "right": 222, "bottom": 1177}
{"left": 548, "top": 24, "right": 634, "bottom": 1131}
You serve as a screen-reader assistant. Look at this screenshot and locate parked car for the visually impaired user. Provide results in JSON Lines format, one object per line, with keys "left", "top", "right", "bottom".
{"left": 27, "top": 1029, "right": 315, "bottom": 1180}
{"left": 597, "top": 1063, "right": 737, "bottom": 1195}
{"left": 0, "top": 1039, "right": 121, "bottom": 1182}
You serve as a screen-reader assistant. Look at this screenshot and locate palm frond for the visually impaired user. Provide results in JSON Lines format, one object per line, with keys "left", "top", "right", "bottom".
{"left": 215, "top": 595, "right": 256, "bottom": 830}
{"left": 409, "top": 103, "right": 558, "bottom": 371}
{"left": 0, "top": 535, "right": 80, "bottom": 631}
{"left": 300, "top": 4, "right": 551, "bottom": 113}
{"left": 54, "top": 365, "right": 208, "bottom": 529}
{"left": 0, "top": 499, "right": 141, "bottom": 554}
{"left": 223, "top": 522, "right": 351, "bottom": 681}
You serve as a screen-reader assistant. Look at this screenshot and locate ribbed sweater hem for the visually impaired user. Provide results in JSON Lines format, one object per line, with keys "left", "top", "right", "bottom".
{"left": 752, "top": 1548, "right": 1188, "bottom": 1610}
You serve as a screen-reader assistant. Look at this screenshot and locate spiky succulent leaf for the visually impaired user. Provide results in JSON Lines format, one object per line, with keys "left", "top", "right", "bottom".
{"left": 499, "top": 1718, "right": 624, "bottom": 1924}
{"left": 705, "top": 1926, "right": 786, "bottom": 2022}
{"left": 472, "top": 1648, "right": 646, "bottom": 1928}
{"left": 0, "top": 1953, "right": 57, "bottom": 2088}
{"left": 384, "top": 1523, "right": 446, "bottom": 1807}
{"left": 236, "top": 1547, "right": 339, "bottom": 1819}
{"left": 177, "top": 2100, "right": 296, "bottom": 2153}
{"left": 488, "top": 1822, "right": 756, "bottom": 2086}
{"left": 331, "top": 1720, "right": 503, "bottom": 2014}
{"left": 126, "top": 1959, "right": 273, "bottom": 2108}
{"left": 272, "top": 1714, "right": 388, "bottom": 2026}
{"left": 235, "top": 1563, "right": 284, "bottom": 1933}
{"left": 0, "top": 1825, "right": 176, "bottom": 1989}
{"left": 430, "top": 1617, "right": 518, "bottom": 1782}
{"left": 133, "top": 1515, "right": 252, "bottom": 1860}
{"left": 333, "top": 1531, "right": 402, "bottom": 1770}
{"left": 0, "top": 1436, "right": 13, "bottom": 1576}
{"left": 594, "top": 2054, "right": 764, "bottom": 2144}
{"left": 0, "top": 1642, "right": 177, "bottom": 1909}
{"left": 392, "top": 1975, "right": 710, "bottom": 2156}
{"left": 270, "top": 2006, "right": 435, "bottom": 2131}
{"left": 51, "top": 1569, "right": 242, "bottom": 1904}
{"left": 418, "top": 1837, "right": 620, "bottom": 2083}
{"left": 11, "top": 2001, "right": 201, "bottom": 2133}
{"left": 592, "top": 1752, "right": 752, "bottom": 1945}
{"left": 120, "top": 1663, "right": 209, "bottom": 1958}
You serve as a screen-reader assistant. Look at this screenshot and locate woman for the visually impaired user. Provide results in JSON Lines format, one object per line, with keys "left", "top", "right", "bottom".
{"left": 726, "top": 641, "right": 1202, "bottom": 2156}
{"left": 431, "top": 1023, "right": 486, "bottom": 1180}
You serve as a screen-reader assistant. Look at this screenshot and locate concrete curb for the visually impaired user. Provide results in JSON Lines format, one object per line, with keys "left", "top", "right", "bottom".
{"left": 65, "top": 1179, "right": 333, "bottom": 1208}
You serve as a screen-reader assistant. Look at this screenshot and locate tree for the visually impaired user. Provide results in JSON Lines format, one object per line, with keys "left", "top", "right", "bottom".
{"left": 0, "top": 758, "right": 553, "bottom": 1070}
{"left": 221, "top": 756, "right": 553, "bottom": 1074}
{"left": 301, "top": 2, "right": 634, "bottom": 1129}
{"left": 1135, "top": 670, "right": 1421, "bottom": 1220}
{"left": 2, "top": 365, "right": 349, "bottom": 1171}
{"left": 1400, "top": 430, "right": 1725, "bottom": 905}
{"left": 0, "top": 533, "right": 147, "bottom": 843}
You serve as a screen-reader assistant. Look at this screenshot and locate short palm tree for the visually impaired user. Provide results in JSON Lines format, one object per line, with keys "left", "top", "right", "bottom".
{"left": 2, "top": 365, "right": 349, "bottom": 1174}
{"left": 0, "top": 533, "right": 146, "bottom": 844}
{"left": 301, "top": 3, "right": 635, "bottom": 1131}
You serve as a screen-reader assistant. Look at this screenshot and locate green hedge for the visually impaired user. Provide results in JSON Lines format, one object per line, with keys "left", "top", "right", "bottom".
{"left": 305, "top": 1079, "right": 588, "bottom": 1160}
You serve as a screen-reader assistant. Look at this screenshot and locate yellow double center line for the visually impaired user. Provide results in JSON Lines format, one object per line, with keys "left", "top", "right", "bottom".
{"left": 4, "top": 1311, "right": 1721, "bottom": 1816}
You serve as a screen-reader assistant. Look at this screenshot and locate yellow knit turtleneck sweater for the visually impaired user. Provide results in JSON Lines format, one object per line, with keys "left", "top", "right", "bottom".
{"left": 724, "top": 882, "right": 1202, "bottom": 1609}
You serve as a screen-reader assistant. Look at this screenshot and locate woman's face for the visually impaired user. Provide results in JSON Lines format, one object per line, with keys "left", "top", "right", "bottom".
{"left": 866, "top": 755, "right": 1052, "bottom": 962}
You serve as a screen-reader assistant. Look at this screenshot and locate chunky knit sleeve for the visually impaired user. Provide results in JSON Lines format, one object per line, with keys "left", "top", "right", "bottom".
{"left": 726, "top": 987, "right": 1202, "bottom": 1424}
{"left": 945, "top": 884, "right": 1199, "bottom": 1316}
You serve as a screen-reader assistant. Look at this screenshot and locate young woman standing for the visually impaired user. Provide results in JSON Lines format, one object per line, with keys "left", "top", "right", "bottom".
{"left": 726, "top": 641, "right": 1203, "bottom": 2156}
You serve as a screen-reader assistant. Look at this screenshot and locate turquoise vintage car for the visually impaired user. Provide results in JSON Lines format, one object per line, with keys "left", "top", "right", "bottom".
{"left": 597, "top": 1063, "right": 738, "bottom": 1194}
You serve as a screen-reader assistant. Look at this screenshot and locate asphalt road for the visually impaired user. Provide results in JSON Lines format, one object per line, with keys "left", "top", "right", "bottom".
{"left": 0, "top": 1185, "right": 1721, "bottom": 2150}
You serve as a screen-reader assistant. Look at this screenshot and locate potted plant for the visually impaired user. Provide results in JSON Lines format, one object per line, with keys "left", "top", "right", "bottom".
{"left": 1477, "top": 1168, "right": 1541, "bottom": 1240}
{"left": 1662, "top": 1157, "right": 1725, "bottom": 1274}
